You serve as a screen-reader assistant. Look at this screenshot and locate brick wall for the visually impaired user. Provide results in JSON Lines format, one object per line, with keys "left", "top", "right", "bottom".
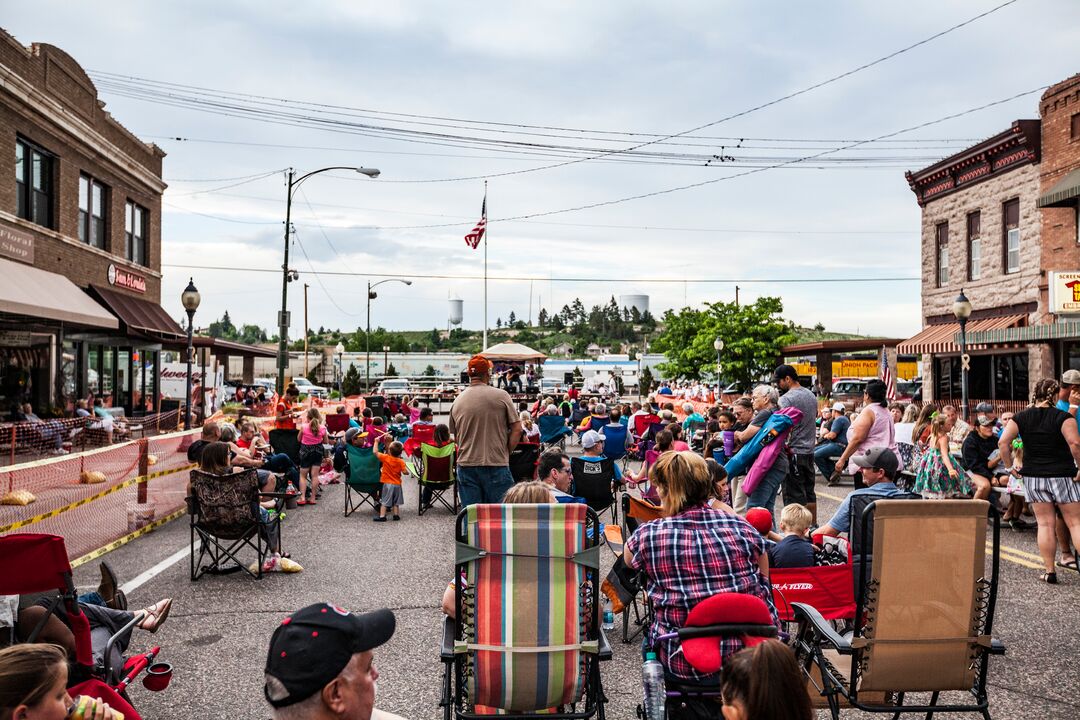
{"left": 1039, "top": 75, "right": 1080, "bottom": 290}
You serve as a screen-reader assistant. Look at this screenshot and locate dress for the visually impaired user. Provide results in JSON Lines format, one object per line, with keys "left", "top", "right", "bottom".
{"left": 913, "top": 440, "right": 969, "bottom": 498}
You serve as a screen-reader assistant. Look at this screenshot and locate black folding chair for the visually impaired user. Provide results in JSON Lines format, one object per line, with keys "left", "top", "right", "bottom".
{"left": 571, "top": 456, "right": 618, "bottom": 524}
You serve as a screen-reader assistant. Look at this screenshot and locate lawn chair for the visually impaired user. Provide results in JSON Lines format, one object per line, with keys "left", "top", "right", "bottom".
{"left": 440, "top": 503, "right": 611, "bottom": 719}
{"left": 615, "top": 493, "right": 663, "bottom": 643}
{"left": 325, "top": 413, "right": 351, "bottom": 437}
{"left": 405, "top": 422, "right": 435, "bottom": 459}
{"left": 509, "top": 441, "right": 541, "bottom": 482}
{"left": 793, "top": 499, "right": 1004, "bottom": 719}
{"left": 538, "top": 413, "right": 572, "bottom": 450}
{"left": 631, "top": 413, "right": 661, "bottom": 440}
{"left": 571, "top": 456, "right": 618, "bottom": 523}
{"left": 0, "top": 534, "right": 166, "bottom": 720}
{"left": 268, "top": 428, "right": 301, "bottom": 465}
{"left": 418, "top": 441, "right": 458, "bottom": 516}
{"left": 344, "top": 444, "right": 383, "bottom": 516}
{"left": 188, "top": 468, "right": 284, "bottom": 581}
{"left": 599, "top": 424, "right": 629, "bottom": 470}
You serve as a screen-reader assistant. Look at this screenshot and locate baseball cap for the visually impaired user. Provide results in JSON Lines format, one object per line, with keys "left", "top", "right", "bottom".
{"left": 851, "top": 447, "right": 900, "bottom": 475}
{"left": 772, "top": 364, "right": 798, "bottom": 383}
{"left": 1062, "top": 369, "right": 1080, "bottom": 386}
{"left": 831, "top": 402, "right": 845, "bottom": 412}
{"left": 976, "top": 415, "right": 995, "bottom": 427}
{"left": 264, "top": 604, "right": 396, "bottom": 708}
{"left": 974, "top": 401, "right": 994, "bottom": 413}
{"left": 581, "top": 430, "right": 603, "bottom": 449}
{"left": 467, "top": 355, "right": 491, "bottom": 377}
{"left": 344, "top": 427, "right": 361, "bottom": 445}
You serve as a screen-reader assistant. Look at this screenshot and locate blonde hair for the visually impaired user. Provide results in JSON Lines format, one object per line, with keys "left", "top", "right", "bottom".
{"left": 519, "top": 411, "right": 534, "bottom": 430}
{"left": 650, "top": 451, "right": 711, "bottom": 517}
{"left": 0, "top": 644, "right": 67, "bottom": 714}
{"left": 779, "top": 504, "right": 813, "bottom": 534}
{"left": 503, "top": 481, "right": 554, "bottom": 504}
{"left": 306, "top": 407, "right": 323, "bottom": 435}
{"left": 930, "top": 414, "right": 949, "bottom": 437}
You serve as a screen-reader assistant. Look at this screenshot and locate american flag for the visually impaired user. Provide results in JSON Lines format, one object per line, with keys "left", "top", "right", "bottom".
{"left": 880, "top": 345, "right": 896, "bottom": 401}
{"left": 464, "top": 194, "right": 486, "bottom": 249}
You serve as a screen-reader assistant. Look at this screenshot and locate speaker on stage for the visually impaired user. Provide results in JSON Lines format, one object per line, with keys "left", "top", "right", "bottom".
{"left": 460, "top": 371, "right": 469, "bottom": 384}
{"left": 564, "top": 372, "right": 574, "bottom": 385}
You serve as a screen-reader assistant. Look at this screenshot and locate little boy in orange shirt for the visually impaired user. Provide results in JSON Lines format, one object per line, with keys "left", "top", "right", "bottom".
{"left": 373, "top": 438, "right": 409, "bottom": 522}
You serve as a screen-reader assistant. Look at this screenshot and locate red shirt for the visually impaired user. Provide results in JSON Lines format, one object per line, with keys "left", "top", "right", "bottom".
{"left": 274, "top": 402, "right": 296, "bottom": 430}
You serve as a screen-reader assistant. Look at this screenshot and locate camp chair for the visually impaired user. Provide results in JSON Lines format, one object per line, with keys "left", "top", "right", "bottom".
{"left": 538, "top": 413, "right": 573, "bottom": 450}
{"left": 405, "top": 422, "right": 436, "bottom": 459}
{"left": 188, "top": 468, "right": 284, "bottom": 580}
{"left": 599, "top": 424, "right": 629, "bottom": 469}
{"left": 845, "top": 491, "right": 919, "bottom": 594}
{"left": 793, "top": 499, "right": 1005, "bottom": 719}
{"left": 0, "top": 534, "right": 166, "bottom": 718}
{"left": 325, "top": 413, "right": 351, "bottom": 436}
{"left": 439, "top": 503, "right": 611, "bottom": 719}
{"left": 770, "top": 562, "right": 855, "bottom": 628}
{"left": 509, "top": 441, "right": 541, "bottom": 482}
{"left": 631, "top": 413, "right": 661, "bottom": 440}
{"left": 612, "top": 494, "right": 663, "bottom": 643}
{"left": 571, "top": 456, "right": 619, "bottom": 524}
{"left": 418, "top": 441, "right": 458, "bottom": 515}
{"left": 344, "top": 444, "right": 383, "bottom": 516}
{"left": 268, "top": 428, "right": 301, "bottom": 465}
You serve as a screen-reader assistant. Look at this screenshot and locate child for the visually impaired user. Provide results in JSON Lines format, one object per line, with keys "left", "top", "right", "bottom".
{"left": 408, "top": 399, "right": 422, "bottom": 425}
{"left": 373, "top": 438, "right": 409, "bottom": 522}
{"left": 364, "top": 416, "right": 388, "bottom": 448}
{"left": 297, "top": 407, "right": 327, "bottom": 505}
{"left": 706, "top": 457, "right": 734, "bottom": 513}
{"left": 914, "top": 414, "right": 970, "bottom": 499}
{"left": 388, "top": 413, "right": 410, "bottom": 442}
{"left": 767, "top": 504, "right": 815, "bottom": 569}
{"left": 720, "top": 640, "right": 813, "bottom": 720}
{"left": 520, "top": 411, "right": 540, "bottom": 442}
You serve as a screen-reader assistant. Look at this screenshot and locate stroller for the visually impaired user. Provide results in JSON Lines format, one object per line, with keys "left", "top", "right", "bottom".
{"left": 0, "top": 534, "right": 172, "bottom": 720}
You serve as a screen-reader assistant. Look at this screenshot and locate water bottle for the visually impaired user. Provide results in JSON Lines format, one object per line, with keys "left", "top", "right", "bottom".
{"left": 642, "top": 651, "right": 666, "bottom": 720}
{"left": 601, "top": 596, "right": 615, "bottom": 631}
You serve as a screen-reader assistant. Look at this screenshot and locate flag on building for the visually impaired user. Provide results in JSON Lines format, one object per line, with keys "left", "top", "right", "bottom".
{"left": 879, "top": 345, "right": 896, "bottom": 401}
{"left": 464, "top": 193, "right": 486, "bottom": 249}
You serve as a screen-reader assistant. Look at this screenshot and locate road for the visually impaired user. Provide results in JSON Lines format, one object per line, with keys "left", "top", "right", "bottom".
{"left": 70, "top": 437, "right": 1080, "bottom": 720}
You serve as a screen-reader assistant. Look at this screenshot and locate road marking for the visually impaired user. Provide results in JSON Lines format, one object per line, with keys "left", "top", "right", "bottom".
{"left": 119, "top": 542, "right": 197, "bottom": 595}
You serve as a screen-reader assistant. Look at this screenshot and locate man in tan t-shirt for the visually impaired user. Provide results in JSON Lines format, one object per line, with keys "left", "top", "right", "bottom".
{"left": 449, "top": 355, "right": 522, "bottom": 506}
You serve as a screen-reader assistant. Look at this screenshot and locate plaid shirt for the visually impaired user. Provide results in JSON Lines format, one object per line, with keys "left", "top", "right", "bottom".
{"left": 625, "top": 504, "right": 779, "bottom": 682}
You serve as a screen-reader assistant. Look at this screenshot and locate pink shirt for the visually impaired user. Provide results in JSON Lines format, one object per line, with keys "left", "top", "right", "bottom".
{"left": 846, "top": 404, "right": 896, "bottom": 474}
{"left": 299, "top": 424, "right": 328, "bottom": 446}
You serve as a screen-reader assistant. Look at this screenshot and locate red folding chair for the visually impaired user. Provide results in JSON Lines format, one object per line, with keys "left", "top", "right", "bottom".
{"left": 404, "top": 422, "right": 435, "bottom": 457}
{"left": 325, "top": 413, "right": 351, "bottom": 437}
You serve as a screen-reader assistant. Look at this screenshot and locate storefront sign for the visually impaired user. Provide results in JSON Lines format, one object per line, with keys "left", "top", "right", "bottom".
{"left": 1048, "top": 271, "right": 1080, "bottom": 315}
{"left": 0, "top": 331, "right": 32, "bottom": 347}
{"left": 107, "top": 263, "right": 147, "bottom": 294}
{"left": 0, "top": 225, "right": 34, "bottom": 263}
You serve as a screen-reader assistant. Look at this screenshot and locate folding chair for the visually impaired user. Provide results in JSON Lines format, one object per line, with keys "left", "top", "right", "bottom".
{"left": 325, "top": 413, "right": 351, "bottom": 437}
{"left": 344, "top": 444, "right": 383, "bottom": 516}
{"left": 509, "top": 441, "right": 541, "bottom": 482}
{"left": 405, "top": 422, "right": 436, "bottom": 459}
{"left": 599, "top": 424, "right": 629, "bottom": 471}
{"left": 418, "top": 441, "right": 458, "bottom": 516}
{"left": 571, "top": 455, "right": 618, "bottom": 523}
{"left": 538, "top": 413, "right": 573, "bottom": 450}
{"left": 605, "top": 493, "right": 664, "bottom": 644}
{"left": 268, "top": 428, "right": 301, "bottom": 465}
{"left": 188, "top": 468, "right": 284, "bottom": 581}
{"left": 440, "top": 503, "right": 611, "bottom": 719}
{"left": 793, "top": 499, "right": 1005, "bottom": 719}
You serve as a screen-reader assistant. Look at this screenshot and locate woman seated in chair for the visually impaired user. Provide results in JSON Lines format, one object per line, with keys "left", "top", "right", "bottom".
{"left": 623, "top": 452, "right": 778, "bottom": 687}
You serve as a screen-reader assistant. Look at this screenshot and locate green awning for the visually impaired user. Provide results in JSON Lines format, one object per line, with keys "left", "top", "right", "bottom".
{"left": 1037, "top": 169, "right": 1080, "bottom": 208}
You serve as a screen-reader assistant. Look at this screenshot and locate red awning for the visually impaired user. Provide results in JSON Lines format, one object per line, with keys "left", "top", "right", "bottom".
{"left": 897, "top": 314, "right": 1026, "bottom": 355}
{"left": 88, "top": 285, "right": 185, "bottom": 341}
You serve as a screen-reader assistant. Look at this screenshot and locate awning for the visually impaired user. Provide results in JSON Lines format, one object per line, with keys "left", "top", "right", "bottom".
{"left": 897, "top": 314, "right": 1026, "bottom": 355}
{"left": 480, "top": 341, "right": 547, "bottom": 362}
{"left": 1037, "top": 169, "right": 1080, "bottom": 208}
{"left": 192, "top": 336, "right": 277, "bottom": 358}
{"left": 88, "top": 284, "right": 184, "bottom": 341}
{"left": 0, "top": 259, "right": 118, "bottom": 329}
{"left": 966, "top": 320, "right": 1080, "bottom": 345}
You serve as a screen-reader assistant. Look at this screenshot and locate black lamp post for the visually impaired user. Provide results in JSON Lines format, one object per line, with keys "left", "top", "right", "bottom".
{"left": 713, "top": 337, "right": 724, "bottom": 399}
{"left": 365, "top": 277, "right": 412, "bottom": 391}
{"left": 953, "top": 289, "right": 973, "bottom": 421}
{"left": 181, "top": 278, "right": 201, "bottom": 430}
{"left": 335, "top": 341, "right": 345, "bottom": 396}
{"left": 383, "top": 345, "right": 390, "bottom": 379}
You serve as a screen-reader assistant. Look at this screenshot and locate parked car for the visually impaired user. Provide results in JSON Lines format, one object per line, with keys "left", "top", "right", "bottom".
{"left": 829, "top": 378, "right": 869, "bottom": 407}
{"left": 377, "top": 378, "right": 412, "bottom": 395}
{"left": 291, "top": 377, "right": 329, "bottom": 398}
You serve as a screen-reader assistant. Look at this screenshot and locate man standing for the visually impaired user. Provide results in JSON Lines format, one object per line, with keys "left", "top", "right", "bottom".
{"left": 449, "top": 355, "right": 522, "bottom": 506}
{"left": 774, "top": 364, "right": 820, "bottom": 523}
{"left": 813, "top": 403, "right": 850, "bottom": 482}
{"left": 1055, "top": 369, "right": 1080, "bottom": 417}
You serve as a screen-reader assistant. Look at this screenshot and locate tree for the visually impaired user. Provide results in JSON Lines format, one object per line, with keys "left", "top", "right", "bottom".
{"left": 508, "top": 311, "right": 517, "bottom": 326}
{"left": 422, "top": 365, "right": 437, "bottom": 377}
{"left": 342, "top": 364, "right": 362, "bottom": 395}
{"left": 651, "top": 296, "right": 796, "bottom": 387}
{"left": 496, "top": 317, "right": 503, "bottom": 329}
{"left": 537, "top": 308, "right": 549, "bottom": 327}
{"left": 570, "top": 298, "right": 587, "bottom": 326}
{"left": 385, "top": 362, "right": 398, "bottom": 377}
{"left": 552, "top": 314, "right": 565, "bottom": 331}
{"left": 813, "top": 322, "right": 826, "bottom": 332}
{"left": 208, "top": 311, "right": 237, "bottom": 339}
{"left": 639, "top": 365, "right": 654, "bottom": 394}
{"left": 429, "top": 328, "right": 442, "bottom": 349}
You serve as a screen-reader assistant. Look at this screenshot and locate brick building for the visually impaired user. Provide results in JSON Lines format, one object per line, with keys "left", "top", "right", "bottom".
{"left": 903, "top": 73, "right": 1080, "bottom": 403}
{"left": 0, "top": 29, "right": 184, "bottom": 416}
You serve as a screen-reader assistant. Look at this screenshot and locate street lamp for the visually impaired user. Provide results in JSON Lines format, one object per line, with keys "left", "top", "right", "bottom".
{"left": 181, "top": 278, "right": 201, "bottom": 430}
{"left": 277, "top": 166, "right": 381, "bottom": 395}
{"left": 953, "top": 289, "right": 973, "bottom": 421}
{"left": 713, "top": 338, "right": 724, "bottom": 400}
{"left": 383, "top": 345, "right": 391, "bottom": 380}
{"left": 335, "top": 341, "right": 345, "bottom": 396}
{"left": 366, "top": 278, "right": 412, "bottom": 391}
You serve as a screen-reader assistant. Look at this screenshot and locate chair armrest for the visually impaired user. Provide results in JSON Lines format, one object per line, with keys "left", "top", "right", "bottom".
{"left": 597, "top": 628, "right": 612, "bottom": 661}
{"left": 259, "top": 492, "right": 290, "bottom": 499}
{"left": 792, "top": 602, "right": 852, "bottom": 653}
{"left": 989, "top": 638, "right": 1006, "bottom": 655}
{"left": 441, "top": 616, "right": 457, "bottom": 662}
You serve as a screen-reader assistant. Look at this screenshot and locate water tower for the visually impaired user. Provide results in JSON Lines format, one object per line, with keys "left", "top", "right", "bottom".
{"left": 619, "top": 294, "right": 649, "bottom": 317}
{"left": 448, "top": 293, "right": 464, "bottom": 329}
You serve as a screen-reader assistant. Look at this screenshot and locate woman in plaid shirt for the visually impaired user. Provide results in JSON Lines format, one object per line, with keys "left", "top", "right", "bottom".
{"left": 623, "top": 451, "right": 779, "bottom": 684}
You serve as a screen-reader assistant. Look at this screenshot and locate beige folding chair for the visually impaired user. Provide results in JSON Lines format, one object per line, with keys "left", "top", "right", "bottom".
{"left": 793, "top": 499, "right": 1004, "bottom": 719}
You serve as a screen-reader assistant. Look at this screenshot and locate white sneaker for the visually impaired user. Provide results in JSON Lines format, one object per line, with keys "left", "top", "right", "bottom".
{"left": 51, "top": 448, "right": 69, "bottom": 455}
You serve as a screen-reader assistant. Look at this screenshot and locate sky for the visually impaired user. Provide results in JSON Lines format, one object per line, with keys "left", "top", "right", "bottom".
{"left": 6, "top": 0, "right": 1080, "bottom": 341}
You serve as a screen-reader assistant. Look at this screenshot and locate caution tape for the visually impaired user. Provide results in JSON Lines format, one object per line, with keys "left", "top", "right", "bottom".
{"left": 0, "top": 463, "right": 196, "bottom": 534}
{"left": 70, "top": 507, "right": 188, "bottom": 569}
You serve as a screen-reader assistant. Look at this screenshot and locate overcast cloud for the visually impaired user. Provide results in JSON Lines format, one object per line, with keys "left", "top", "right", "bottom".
{"left": 6, "top": 0, "right": 1080, "bottom": 340}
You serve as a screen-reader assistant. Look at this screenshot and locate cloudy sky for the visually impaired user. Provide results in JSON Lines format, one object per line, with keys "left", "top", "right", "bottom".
{"left": 7, "top": 1, "right": 1080, "bottom": 340}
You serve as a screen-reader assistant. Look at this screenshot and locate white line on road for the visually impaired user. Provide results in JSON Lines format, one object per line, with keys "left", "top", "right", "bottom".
{"left": 119, "top": 542, "right": 197, "bottom": 595}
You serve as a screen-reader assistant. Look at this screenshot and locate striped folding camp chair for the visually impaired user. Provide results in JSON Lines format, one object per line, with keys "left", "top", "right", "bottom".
{"left": 440, "top": 503, "right": 611, "bottom": 719}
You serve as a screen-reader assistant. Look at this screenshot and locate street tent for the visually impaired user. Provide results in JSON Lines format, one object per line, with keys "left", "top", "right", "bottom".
{"left": 480, "top": 342, "right": 547, "bottom": 363}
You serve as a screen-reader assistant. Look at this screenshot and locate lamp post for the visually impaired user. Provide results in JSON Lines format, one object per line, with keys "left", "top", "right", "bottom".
{"left": 335, "top": 341, "right": 345, "bottom": 396}
{"left": 277, "top": 166, "right": 380, "bottom": 395}
{"left": 366, "top": 278, "right": 412, "bottom": 391}
{"left": 383, "top": 345, "right": 390, "bottom": 379}
{"left": 953, "top": 289, "right": 973, "bottom": 421}
{"left": 181, "top": 278, "right": 201, "bottom": 430}
{"left": 713, "top": 338, "right": 724, "bottom": 400}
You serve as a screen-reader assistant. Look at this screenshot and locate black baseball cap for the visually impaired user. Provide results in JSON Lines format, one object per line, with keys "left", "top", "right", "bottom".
{"left": 772, "top": 364, "right": 799, "bottom": 382}
{"left": 264, "top": 603, "right": 395, "bottom": 708}
{"left": 851, "top": 447, "right": 900, "bottom": 476}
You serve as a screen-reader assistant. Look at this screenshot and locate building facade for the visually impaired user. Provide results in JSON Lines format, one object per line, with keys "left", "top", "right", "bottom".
{"left": 0, "top": 30, "right": 183, "bottom": 416}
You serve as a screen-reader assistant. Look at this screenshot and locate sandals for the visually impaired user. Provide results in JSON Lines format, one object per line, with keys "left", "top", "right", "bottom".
{"left": 137, "top": 598, "right": 173, "bottom": 633}
{"left": 1055, "top": 558, "right": 1079, "bottom": 573}
{"left": 1040, "top": 572, "right": 1058, "bottom": 584}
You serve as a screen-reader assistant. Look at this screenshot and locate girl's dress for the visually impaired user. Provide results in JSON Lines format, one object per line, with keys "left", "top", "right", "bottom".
{"left": 913, "top": 439, "right": 970, "bottom": 498}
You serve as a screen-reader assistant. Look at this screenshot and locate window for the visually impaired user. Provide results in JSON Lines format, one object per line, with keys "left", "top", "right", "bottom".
{"left": 967, "top": 211, "right": 981, "bottom": 280}
{"left": 1003, "top": 199, "right": 1020, "bottom": 274}
{"left": 14, "top": 138, "right": 54, "bottom": 228}
{"left": 78, "top": 174, "right": 108, "bottom": 248}
{"left": 1072, "top": 112, "right": 1080, "bottom": 140}
{"left": 935, "top": 221, "right": 949, "bottom": 287}
{"left": 125, "top": 201, "right": 148, "bottom": 266}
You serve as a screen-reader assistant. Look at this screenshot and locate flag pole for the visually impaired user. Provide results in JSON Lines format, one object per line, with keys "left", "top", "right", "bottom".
{"left": 482, "top": 180, "right": 488, "bottom": 351}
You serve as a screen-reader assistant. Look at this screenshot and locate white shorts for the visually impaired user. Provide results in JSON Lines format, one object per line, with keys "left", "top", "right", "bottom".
{"left": 1023, "top": 476, "right": 1080, "bottom": 505}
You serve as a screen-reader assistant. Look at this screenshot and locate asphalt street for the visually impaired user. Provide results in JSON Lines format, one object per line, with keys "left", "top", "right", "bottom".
{"left": 71, "top": 436, "right": 1080, "bottom": 720}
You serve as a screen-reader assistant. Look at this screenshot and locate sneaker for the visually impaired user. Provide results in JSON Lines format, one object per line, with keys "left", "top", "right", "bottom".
{"left": 51, "top": 448, "right": 69, "bottom": 455}
{"left": 372, "top": 516, "right": 387, "bottom": 522}
{"left": 392, "top": 515, "right": 401, "bottom": 521}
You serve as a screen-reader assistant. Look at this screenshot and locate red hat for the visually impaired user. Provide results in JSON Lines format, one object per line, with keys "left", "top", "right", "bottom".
{"left": 680, "top": 593, "right": 775, "bottom": 674}
{"left": 745, "top": 508, "right": 773, "bottom": 535}
{"left": 467, "top": 355, "right": 491, "bottom": 377}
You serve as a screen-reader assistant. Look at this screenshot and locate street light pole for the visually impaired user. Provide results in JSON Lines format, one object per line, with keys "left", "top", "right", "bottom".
{"left": 713, "top": 338, "right": 724, "bottom": 401}
{"left": 277, "top": 166, "right": 380, "bottom": 396}
{"left": 383, "top": 345, "right": 390, "bottom": 378}
{"left": 335, "top": 342, "right": 345, "bottom": 396}
{"left": 953, "top": 289, "right": 973, "bottom": 421}
{"left": 181, "top": 278, "right": 201, "bottom": 430}
{"left": 365, "top": 277, "right": 412, "bottom": 392}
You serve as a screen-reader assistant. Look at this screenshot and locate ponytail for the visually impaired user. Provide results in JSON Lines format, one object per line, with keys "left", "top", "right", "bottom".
{"left": 720, "top": 640, "right": 811, "bottom": 720}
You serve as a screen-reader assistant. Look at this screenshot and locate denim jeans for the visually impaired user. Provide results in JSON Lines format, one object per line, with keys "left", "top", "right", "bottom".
{"left": 814, "top": 442, "right": 845, "bottom": 479}
{"left": 263, "top": 453, "right": 300, "bottom": 487}
{"left": 746, "top": 460, "right": 786, "bottom": 528}
{"left": 457, "top": 466, "right": 515, "bottom": 507}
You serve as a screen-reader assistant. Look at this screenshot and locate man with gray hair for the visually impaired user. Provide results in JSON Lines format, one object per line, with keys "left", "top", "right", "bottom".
{"left": 774, "top": 364, "right": 820, "bottom": 523}
{"left": 732, "top": 384, "right": 787, "bottom": 521}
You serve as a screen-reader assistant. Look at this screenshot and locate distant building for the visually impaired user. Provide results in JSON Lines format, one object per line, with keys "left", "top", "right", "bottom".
{"left": 549, "top": 342, "right": 573, "bottom": 357}
{"left": 585, "top": 343, "right": 609, "bottom": 357}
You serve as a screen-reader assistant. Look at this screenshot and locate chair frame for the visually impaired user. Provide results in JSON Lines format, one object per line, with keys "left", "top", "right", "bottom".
{"left": 509, "top": 441, "right": 541, "bottom": 482}
{"left": 792, "top": 500, "right": 1004, "bottom": 719}
{"left": 570, "top": 456, "right": 619, "bottom": 524}
{"left": 418, "top": 442, "right": 459, "bottom": 516}
{"left": 344, "top": 444, "right": 383, "bottom": 517}
{"left": 616, "top": 494, "right": 660, "bottom": 644}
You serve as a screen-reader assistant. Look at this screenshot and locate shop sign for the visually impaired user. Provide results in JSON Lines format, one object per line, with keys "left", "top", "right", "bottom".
{"left": 0, "top": 225, "right": 34, "bottom": 263}
{"left": 0, "top": 331, "right": 32, "bottom": 347}
{"left": 107, "top": 263, "right": 147, "bottom": 293}
{"left": 1048, "top": 271, "right": 1080, "bottom": 315}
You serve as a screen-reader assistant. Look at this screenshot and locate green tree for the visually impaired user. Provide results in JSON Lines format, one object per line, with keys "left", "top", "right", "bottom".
{"left": 508, "top": 311, "right": 517, "bottom": 326}
{"left": 208, "top": 311, "right": 237, "bottom": 339}
{"left": 386, "top": 362, "right": 398, "bottom": 377}
{"left": 496, "top": 317, "right": 503, "bottom": 329}
{"left": 238, "top": 324, "right": 267, "bottom": 344}
{"left": 342, "top": 364, "right": 362, "bottom": 395}
{"left": 639, "top": 365, "right": 654, "bottom": 394}
{"left": 537, "top": 308, "right": 549, "bottom": 327}
{"left": 429, "top": 328, "right": 442, "bottom": 350}
{"left": 422, "top": 365, "right": 437, "bottom": 377}
{"left": 651, "top": 297, "right": 796, "bottom": 387}
{"left": 552, "top": 314, "right": 565, "bottom": 331}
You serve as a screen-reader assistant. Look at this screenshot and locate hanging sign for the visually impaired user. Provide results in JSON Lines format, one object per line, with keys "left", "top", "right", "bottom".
{"left": 107, "top": 263, "right": 147, "bottom": 293}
